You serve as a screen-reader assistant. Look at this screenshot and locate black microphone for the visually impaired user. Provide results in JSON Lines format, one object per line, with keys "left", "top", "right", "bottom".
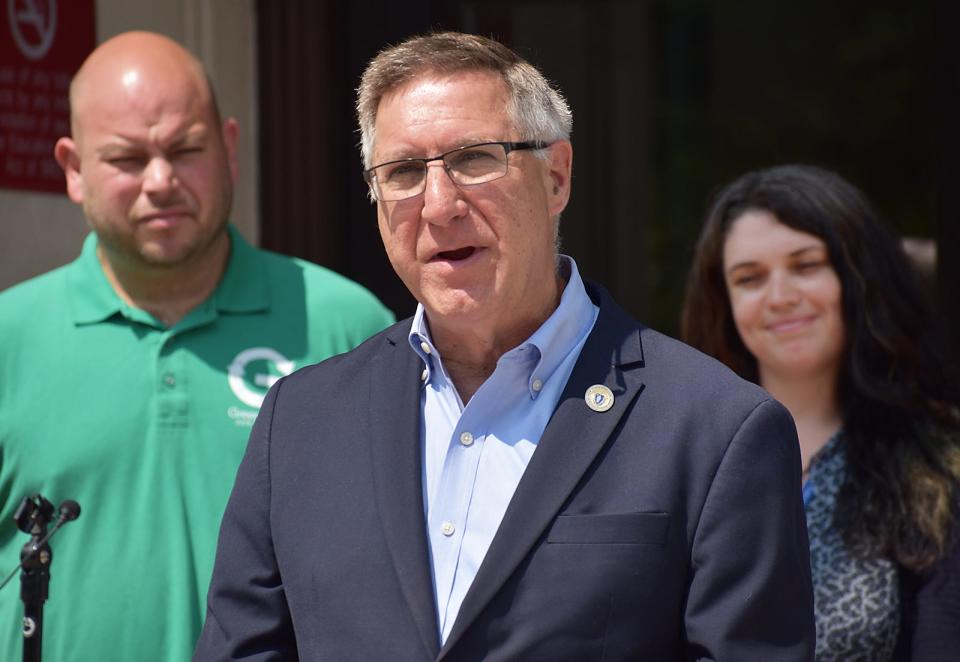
{"left": 0, "top": 499, "right": 82, "bottom": 591}
{"left": 58, "top": 500, "right": 81, "bottom": 523}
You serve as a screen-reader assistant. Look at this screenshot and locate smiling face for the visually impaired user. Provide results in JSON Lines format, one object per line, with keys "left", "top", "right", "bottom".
{"left": 55, "top": 34, "right": 238, "bottom": 272}
{"left": 371, "top": 70, "right": 572, "bottom": 344}
{"left": 722, "top": 210, "right": 845, "bottom": 383}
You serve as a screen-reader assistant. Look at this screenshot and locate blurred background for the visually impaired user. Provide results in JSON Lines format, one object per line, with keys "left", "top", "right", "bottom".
{"left": 3, "top": 0, "right": 956, "bottom": 340}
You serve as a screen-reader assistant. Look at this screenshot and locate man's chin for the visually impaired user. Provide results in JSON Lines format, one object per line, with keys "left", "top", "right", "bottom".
{"left": 135, "top": 223, "right": 229, "bottom": 269}
{"left": 422, "top": 291, "right": 489, "bottom": 327}
{"left": 135, "top": 238, "right": 208, "bottom": 269}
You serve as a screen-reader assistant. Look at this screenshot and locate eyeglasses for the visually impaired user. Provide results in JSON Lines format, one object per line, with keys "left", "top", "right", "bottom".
{"left": 363, "top": 141, "right": 550, "bottom": 202}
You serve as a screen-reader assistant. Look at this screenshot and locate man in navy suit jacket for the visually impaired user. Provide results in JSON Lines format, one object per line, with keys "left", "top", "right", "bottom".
{"left": 194, "top": 32, "right": 815, "bottom": 661}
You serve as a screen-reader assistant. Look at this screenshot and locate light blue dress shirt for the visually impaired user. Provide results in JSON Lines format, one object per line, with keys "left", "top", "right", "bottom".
{"left": 407, "top": 255, "right": 599, "bottom": 644}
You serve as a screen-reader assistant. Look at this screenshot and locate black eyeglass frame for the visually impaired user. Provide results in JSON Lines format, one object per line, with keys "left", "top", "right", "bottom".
{"left": 362, "top": 140, "right": 551, "bottom": 201}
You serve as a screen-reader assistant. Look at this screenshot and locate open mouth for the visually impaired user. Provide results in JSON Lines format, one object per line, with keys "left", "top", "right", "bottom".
{"left": 434, "top": 246, "right": 476, "bottom": 262}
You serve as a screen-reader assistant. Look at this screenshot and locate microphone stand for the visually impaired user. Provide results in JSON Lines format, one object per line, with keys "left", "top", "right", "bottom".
{"left": 12, "top": 495, "right": 55, "bottom": 662}
{"left": 0, "top": 494, "right": 86, "bottom": 662}
{"left": 20, "top": 534, "right": 50, "bottom": 662}
{"left": 1, "top": 495, "right": 81, "bottom": 662}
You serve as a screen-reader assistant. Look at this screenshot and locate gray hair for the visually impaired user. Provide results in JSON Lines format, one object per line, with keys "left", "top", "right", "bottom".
{"left": 356, "top": 31, "right": 572, "bottom": 169}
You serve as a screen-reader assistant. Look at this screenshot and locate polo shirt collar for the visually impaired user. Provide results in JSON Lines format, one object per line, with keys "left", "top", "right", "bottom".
{"left": 67, "top": 233, "right": 124, "bottom": 325}
{"left": 66, "top": 225, "right": 268, "bottom": 326}
{"left": 214, "top": 225, "right": 269, "bottom": 314}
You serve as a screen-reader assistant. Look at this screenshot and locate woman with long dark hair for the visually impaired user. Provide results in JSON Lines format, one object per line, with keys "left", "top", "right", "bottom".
{"left": 682, "top": 164, "right": 960, "bottom": 660}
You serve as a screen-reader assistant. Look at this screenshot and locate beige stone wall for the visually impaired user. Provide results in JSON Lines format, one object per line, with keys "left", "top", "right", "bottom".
{"left": 0, "top": 0, "right": 258, "bottom": 290}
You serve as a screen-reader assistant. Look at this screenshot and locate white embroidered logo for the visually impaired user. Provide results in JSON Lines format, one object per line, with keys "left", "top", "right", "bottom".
{"left": 227, "top": 347, "right": 295, "bottom": 409}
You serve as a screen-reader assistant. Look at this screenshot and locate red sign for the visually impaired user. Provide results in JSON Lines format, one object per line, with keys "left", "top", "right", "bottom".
{"left": 0, "top": 0, "right": 95, "bottom": 194}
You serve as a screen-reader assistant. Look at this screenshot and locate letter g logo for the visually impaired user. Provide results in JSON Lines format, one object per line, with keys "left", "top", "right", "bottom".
{"left": 227, "top": 347, "right": 295, "bottom": 408}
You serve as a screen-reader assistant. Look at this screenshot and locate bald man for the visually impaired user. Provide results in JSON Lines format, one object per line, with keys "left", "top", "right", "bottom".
{"left": 0, "top": 31, "right": 393, "bottom": 661}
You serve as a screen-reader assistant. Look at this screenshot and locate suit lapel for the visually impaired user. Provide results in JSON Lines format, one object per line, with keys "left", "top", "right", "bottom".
{"left": 440, "top": 286, "right": 647, "bottom": 656}
{"left": 367, "top": 327, "right": 441, "bottom": 659}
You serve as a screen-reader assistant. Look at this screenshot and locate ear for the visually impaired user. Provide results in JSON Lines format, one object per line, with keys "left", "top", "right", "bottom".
{"left": 221, "top": 117, "right": 240, "bottom": 183}
{"left": 543, "top": 139, "right": 573, "bottom": 218}
{"left": 54, "top": 137, "right": 84, "bottom": 204}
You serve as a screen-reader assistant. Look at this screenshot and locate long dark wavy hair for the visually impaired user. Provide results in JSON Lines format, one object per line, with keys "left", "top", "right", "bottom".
{"left": 681, "top": 164, "right": 960, "bottom": 571}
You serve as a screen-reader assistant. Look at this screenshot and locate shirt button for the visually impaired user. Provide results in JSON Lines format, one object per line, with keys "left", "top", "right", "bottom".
{"left": 421, "top": 369, "right": 428, "bottom": 382}
{"left": 441, "top": 521, "right": 455, "bottom": 536}
{"left": 162, "top": 373, "right": 176, "bottom": 388}
{"left": 532, "top": 378, "right": 543, "bottom": 392}
{"left": 459, "top": 431, "right": 474, "bottom": 447}
{"left": 420, "top": 341, "right": 432, "bottom": 354}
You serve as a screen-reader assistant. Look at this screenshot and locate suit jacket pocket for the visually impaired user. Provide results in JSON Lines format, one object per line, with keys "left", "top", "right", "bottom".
{"left": 546, "top": 512, "right": 669, "bottom": 545}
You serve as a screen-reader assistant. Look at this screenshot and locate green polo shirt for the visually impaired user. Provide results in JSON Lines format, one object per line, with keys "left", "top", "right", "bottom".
{"left": 0, "top": 226, "right": 394, "bottom": 662}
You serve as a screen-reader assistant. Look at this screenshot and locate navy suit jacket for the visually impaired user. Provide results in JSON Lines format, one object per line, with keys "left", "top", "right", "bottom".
{"left": 194, "top": 284, "right": 815, "bottom": 661}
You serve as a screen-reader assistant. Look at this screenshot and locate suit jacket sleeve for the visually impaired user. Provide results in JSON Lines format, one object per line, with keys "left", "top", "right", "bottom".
{"left": 683, "top": 398, "right": 815, "bottom": 661}
{"left": 193, "top": 383, "right": 299, "bottom": 662}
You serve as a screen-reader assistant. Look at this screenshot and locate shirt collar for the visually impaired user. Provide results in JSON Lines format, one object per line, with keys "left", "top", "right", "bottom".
{"left": 214, "top": 225, "right": 269, "bottom": 314}
{"left": 408, "top": 305, "right": 440, "bottom": 385}
{"left": 407, "top": 255, "right": 597, "bottom": 397}
{"left": 519, "top": 255, "right": 596, "bottom": 395}
{"left": 66, "top": 232, "right": 125, "bottom": 325}
{"left": 67, "top": 224, "right": 268, "bottom": 326}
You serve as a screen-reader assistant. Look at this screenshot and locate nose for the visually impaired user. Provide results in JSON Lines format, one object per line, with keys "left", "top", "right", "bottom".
{"left": 141, "top": 157, "right": 177, "bottom": 198}
{"left": 768, "top": 270, "right": 800, "bottom": 308}
{"left": 420, "top": 161, "right": 467, "bottom": 226}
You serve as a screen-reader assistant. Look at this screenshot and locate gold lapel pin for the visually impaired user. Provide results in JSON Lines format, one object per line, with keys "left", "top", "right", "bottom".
{"left": 584, "top": 385, "right": 614, "bottom": 412}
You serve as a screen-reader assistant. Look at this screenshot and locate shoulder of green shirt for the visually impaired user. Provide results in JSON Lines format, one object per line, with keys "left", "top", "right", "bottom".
{"left": 0, "top": 261, "right": 73, "bottom": 327}
{"left": 246, "top": 242, "right": 395, "bottom": 329}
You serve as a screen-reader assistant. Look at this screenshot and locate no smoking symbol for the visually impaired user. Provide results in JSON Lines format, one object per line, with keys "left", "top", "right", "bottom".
{"left": 8, "top": 0, "right": 57, "bottom": 62}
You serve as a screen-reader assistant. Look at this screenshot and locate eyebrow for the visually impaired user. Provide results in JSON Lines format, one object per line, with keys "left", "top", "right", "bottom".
{"left": 725, "top": 245, "right": 826, "bottom": 274}
{"left": 375, "top": 138, "right": 501, "bottom": 164}
{"left": 96, "top": 126, "right": 209, "bottom": 156}
{"left": 96, "top": 140, "right": 138, "bottom": 158}
{"left": 168, "top": 127, "right": 208, "bottom": 148}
